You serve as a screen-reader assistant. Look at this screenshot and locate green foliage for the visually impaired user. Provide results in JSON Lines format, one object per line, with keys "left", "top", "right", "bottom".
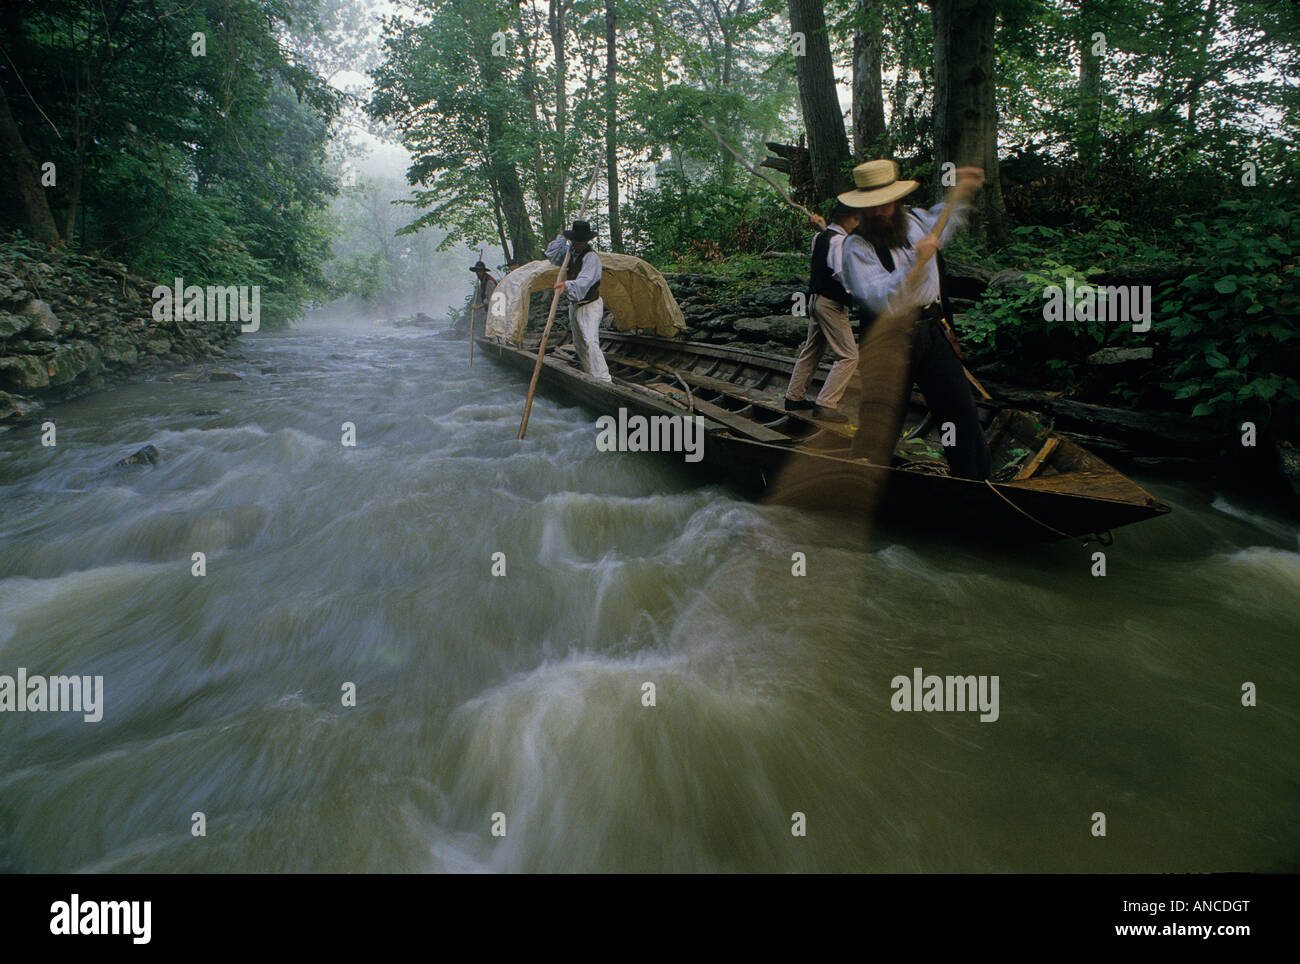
{"left": 623, "top": 172, "right": 804, "bottom": 264}
{"left": 961, "top": 198, "right": 1300, "bottom": 434}
{"left": 0, "top": 0, "right": 343, "bottom": 326}
{"left": 1154, "top": 200, "right": 1300, "bottom": 425}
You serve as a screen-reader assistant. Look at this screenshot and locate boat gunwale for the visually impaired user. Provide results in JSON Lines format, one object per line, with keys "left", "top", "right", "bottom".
{"left": 475, "top": 333, "right": 1172, "bottom": 521}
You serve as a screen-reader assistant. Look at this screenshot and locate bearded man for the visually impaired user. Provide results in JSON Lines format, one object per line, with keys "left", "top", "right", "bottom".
{"left": 838, "top": 160, "right": 992, "bottom": 480}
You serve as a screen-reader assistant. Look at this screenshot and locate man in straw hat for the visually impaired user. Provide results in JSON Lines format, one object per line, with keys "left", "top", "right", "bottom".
{"left": 467, "top": 260, "right": 498, "bottom": 334}
{"left": 783, "top": 201, "right": 864, "bottom": 422}
{"left": 838, "top": 159, "right": 992, "bottom": 480}
{"left": 546, "top": 220, "right": 612, "bottom": 383}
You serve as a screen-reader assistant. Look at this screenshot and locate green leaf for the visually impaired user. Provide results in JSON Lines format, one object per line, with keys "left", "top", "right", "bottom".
{"left": 1214, "top": 277, "right": 1238, "bottom": 294}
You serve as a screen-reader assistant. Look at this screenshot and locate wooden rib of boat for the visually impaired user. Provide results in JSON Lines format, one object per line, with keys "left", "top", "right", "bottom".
{"left": 477, "top": 330, "right": 1171, "bottom": 542}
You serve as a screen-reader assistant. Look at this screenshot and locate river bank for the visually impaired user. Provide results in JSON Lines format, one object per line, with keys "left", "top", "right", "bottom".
{"left": 5, "top": 232, "right": 1295, "bottom": 512}
{"left": 0, "top": 238, "right": 238, "bottom": 427}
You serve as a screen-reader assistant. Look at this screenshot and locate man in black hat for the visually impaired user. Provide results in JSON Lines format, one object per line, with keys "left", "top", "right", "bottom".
{"left": 467, "top": 261, "right": 498, "bottom": 336}
{"left": 545, "top": 220, "right": 611, "bottom": 382}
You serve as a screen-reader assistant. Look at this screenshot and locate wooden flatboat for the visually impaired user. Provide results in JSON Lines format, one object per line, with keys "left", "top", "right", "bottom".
{"left": 478, "top": 329, "right": 1171, "bottom": 543}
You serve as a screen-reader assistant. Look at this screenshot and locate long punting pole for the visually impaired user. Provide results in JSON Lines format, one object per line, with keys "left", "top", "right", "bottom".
{"left": 516, "top": 166, "right": 604, "bottom": 440}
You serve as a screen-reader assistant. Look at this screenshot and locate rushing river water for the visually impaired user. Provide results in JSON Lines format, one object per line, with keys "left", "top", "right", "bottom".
{"left": 1, "top": 321, "right": 1297, "bottom": 873}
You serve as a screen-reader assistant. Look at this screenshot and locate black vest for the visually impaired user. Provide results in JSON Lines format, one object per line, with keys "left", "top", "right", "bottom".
{"left": 809, "top": 228, "right": 850, "bottom": 305}
{"left": 567, "top": 248, "right": 600, "bottom": 305}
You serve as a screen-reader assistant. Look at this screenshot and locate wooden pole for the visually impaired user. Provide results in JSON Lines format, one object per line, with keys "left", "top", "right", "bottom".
{"left": 469, "top": 248, "right": 485, "bottom": 368}
{"left": 468, "top": 304, "right": 478, "bottom": 367}
{"left": 517, "top": 166, "right": 603, "bottom": 440}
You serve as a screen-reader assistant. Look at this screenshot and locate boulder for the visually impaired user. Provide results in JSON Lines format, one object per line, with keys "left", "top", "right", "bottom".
{"left": 115, "top": 444, "right": 159, "bottom": 468}
{"left": 0, "top": 355, "right": 50, "bottom": 391}
{"left": 46, "top": 345, "right": 90, "bottom": 386}
{"left": 746, "top": 285, "right": 800, "bottom": 313}
{"left": 701, "top": 314, "right": 737, "bottom": 333}
{"left": 208, "top": 369, "right": 243, "bottom": 382}
{"left": 99, "top": 335, "right": 138, "bottom": 366}
{"left": 733, "top": 315, "right": 807, "bottom": 345}
{"left": 941, "top": 258, "right": 997, "bottom": 299}
{"left": 0, "top": 312, "right": 26, "bottom": 340}
{"left": 20, "top": 299, "right": 60, "bottom": 339}
{"left": 0, "top": 390, "right": 40, "bottom": 423}
{"left": 987, "top": 269, "right": 1032, "bottom": 294}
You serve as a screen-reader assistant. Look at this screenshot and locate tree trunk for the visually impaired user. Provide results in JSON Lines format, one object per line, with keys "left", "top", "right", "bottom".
{"left": 488, "top": 175, "right": 513, "bottom": 265}
{"left": 516, "top": 4, "right": 556, "bottom": 239}
{"left": 479, "top": 31, "right": 539, "bottom": 261}
{"left": 0, "top": 81, "right": 61, "bottom": 245}
{"left": 1186, "top": 0, "right": 1221, "bottom": 137}
{"left": 852, "top": 0, "right": 887, "bottom": 160}
{"left": 1076, "top": 0, "right": 1102, "bottom": 166}
{"left": 891, "top": 1, "right": 915, "bottom": 155}
{"left": 496, "top": 155, "right": 539, "bottom": 263}
{"left": 549, "top": 0, "right": 568, "bottom": 232}
{"left": 786, "top": 0, "right": 852, "bottom": 197}
{"left": 932, "top": 0, "right": 1005, "bottom": 245}
{"left": 604, "top": 0, "right": 623, "bottom": 252}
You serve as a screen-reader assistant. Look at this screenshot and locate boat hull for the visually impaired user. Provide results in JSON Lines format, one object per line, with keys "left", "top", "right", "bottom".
{"left": 477, "top": 332, "right": 1171, "bottom": 542}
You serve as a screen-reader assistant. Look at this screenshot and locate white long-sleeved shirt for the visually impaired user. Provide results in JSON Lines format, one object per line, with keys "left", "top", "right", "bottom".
{"left": 544, "top": 236, "right": 602, "bottom": 303}
{"left": 840, "top": 201, "right": 969, "bottom": 318}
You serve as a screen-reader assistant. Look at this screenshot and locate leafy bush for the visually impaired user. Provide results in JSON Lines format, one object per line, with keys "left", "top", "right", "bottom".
{"left": 623, "top": 171, "right": 805, "bottom": 265}
{"left": 960, "top": 198, "right": 1300, "bottom": 435}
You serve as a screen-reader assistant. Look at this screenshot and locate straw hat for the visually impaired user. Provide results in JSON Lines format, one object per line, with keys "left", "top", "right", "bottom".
{"left": 837, "top": 160, "right": 919, "bottom": 208}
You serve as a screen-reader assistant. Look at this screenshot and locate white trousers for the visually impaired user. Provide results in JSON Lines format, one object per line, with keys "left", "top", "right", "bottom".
{"left": 569, "top": 297, "right": 611, "bottom": 382}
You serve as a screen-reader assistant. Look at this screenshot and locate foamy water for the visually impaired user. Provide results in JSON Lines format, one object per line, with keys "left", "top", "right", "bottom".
{"left": 0, "top": 321, "right": 1296, "bottom": 872}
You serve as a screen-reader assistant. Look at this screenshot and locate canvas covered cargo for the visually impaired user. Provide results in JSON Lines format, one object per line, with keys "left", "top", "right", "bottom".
{"left": 484, "top": 253, "right": 687, "bottom": 343}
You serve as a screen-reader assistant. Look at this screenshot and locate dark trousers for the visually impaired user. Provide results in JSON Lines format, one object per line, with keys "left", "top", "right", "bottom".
{"left": 910, "top": 316, "right": 992, "bottom": 480}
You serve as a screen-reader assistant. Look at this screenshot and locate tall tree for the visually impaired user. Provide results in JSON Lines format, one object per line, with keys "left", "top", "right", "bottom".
{"left": 0, "top": 83, "right": 59, "bottom": 244}
{"left": 932, "top": 0, "right": 1005, "bottom": 243}
{"left": 516, "top": 2, "right": 558, "bottom": 239}
{"left": 1076, "top": 0, "right": 1103, "bottom": 166}
{"left": 851, "top": 0, "right": 887, "bottom": 160}
{"left": 549, "top": 0, "right": 569, "bottom": 233}
{"left": 371, "top": 0, "right": 540, "bottom": 261}
{"left": 605, "top": 0, "right": 623, "bottom": 251}
{"left": 787, "top": 0, "right": 853, "bottom": 194}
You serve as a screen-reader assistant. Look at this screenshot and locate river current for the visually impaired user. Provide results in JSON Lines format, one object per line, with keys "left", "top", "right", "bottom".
{"left": 1, "top": 321, "right": 1296, "bottom": 872}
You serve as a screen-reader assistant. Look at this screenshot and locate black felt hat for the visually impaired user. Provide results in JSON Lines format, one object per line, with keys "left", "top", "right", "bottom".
{"left": 470, "top": 261, "right": 488, "bottom": 272}
{"left": 563, "top": 220, "right": 596, "bottom": 242}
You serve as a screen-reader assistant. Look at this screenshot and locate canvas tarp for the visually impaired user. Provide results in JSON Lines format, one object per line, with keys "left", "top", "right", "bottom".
{"left": 483, "top": 252, "right": 687, "bottom": 343}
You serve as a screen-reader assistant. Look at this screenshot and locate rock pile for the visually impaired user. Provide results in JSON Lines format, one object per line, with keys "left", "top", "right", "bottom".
{"left": 0, "top": 240, "right": 238, "bottom": 424}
